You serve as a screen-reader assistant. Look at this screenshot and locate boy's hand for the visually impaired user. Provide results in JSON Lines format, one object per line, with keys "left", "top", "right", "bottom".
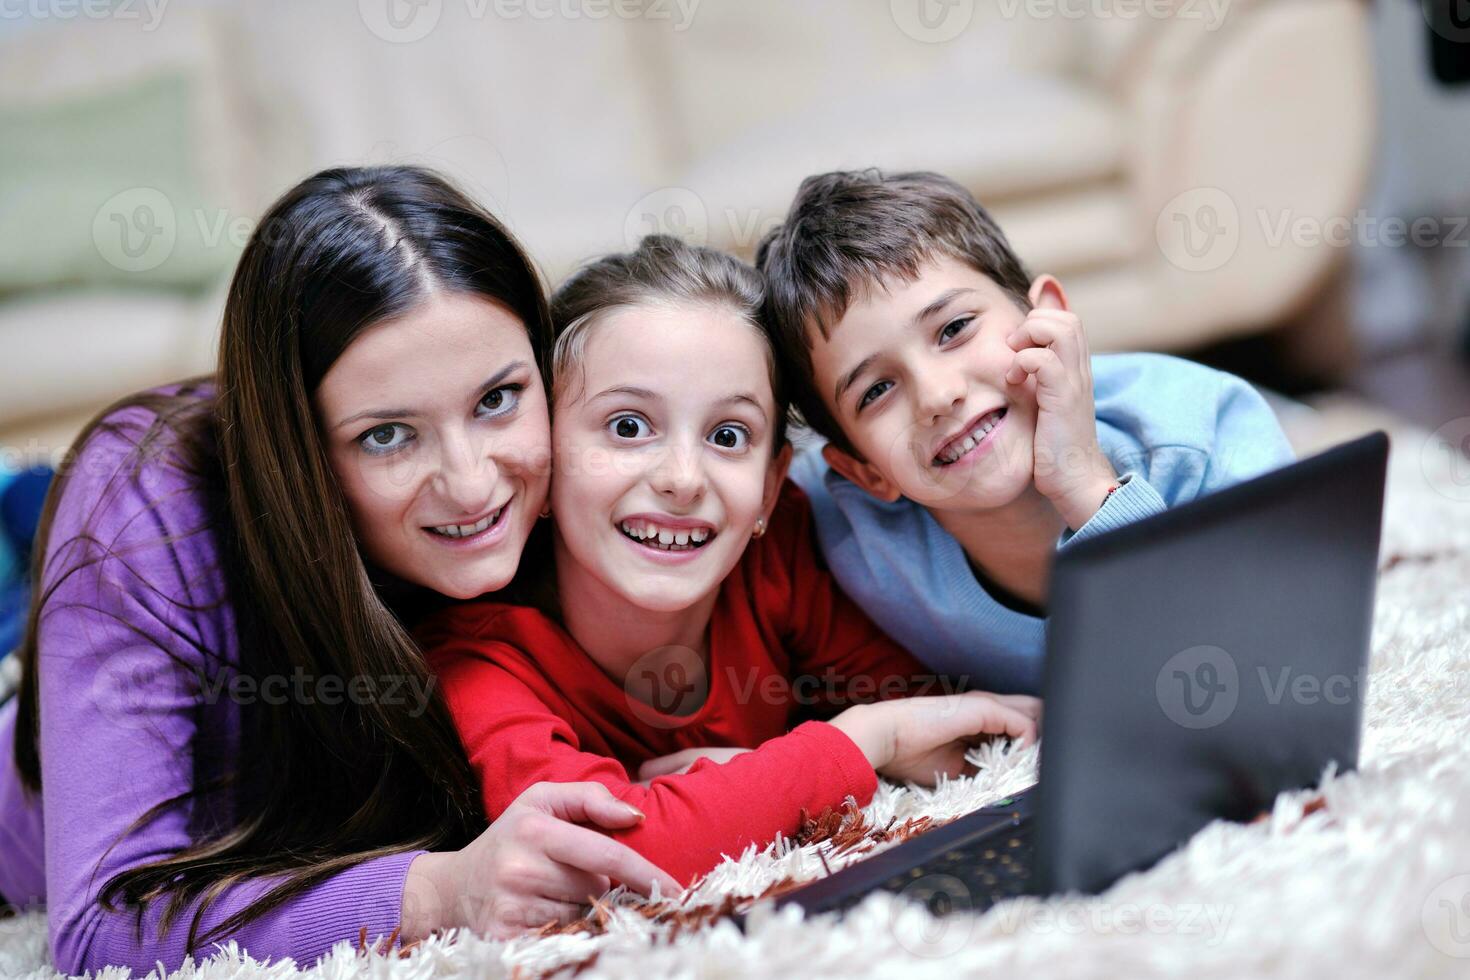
{"left": 1004, "top": 309, "right": 1117, "bottom": 530}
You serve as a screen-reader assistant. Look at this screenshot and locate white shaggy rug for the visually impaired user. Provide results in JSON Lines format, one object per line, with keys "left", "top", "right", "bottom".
{"left": 4, "top": 418, "right": 1468, "bottom": 980}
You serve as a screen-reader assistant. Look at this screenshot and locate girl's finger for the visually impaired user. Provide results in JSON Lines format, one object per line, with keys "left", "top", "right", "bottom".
{"left": 639, "top": 747, "right": 751, "bottom": 781}
{"left": 937, "top": 694, "right": 1038, "bottom": 746}
{"left": 638, "top": 750, "right": 701, "bottom": 780}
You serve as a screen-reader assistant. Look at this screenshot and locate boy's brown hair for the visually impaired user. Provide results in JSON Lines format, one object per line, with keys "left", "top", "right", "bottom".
{"left": 755, "top": 169, "right": 1031, "bottom": 457}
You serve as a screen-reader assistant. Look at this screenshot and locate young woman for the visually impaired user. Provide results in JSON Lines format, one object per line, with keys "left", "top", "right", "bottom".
{"left": 0, "top": 167, "right": 677, "bottom": 974}
{"left": 419, "top": 235, "right": 1042, "bottom": 886}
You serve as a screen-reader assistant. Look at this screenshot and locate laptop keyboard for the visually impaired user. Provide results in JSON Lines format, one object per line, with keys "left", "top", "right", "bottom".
{"left": 875, "top": 818, "right": 1037, "bottom": 917}
{"left": 760, "top": 793, "right": 1040, "bottom": 925}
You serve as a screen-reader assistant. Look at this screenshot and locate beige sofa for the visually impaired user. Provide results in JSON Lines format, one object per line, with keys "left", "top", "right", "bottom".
{"left": 0, "top": 0, "right": 1374, "bottom": 454}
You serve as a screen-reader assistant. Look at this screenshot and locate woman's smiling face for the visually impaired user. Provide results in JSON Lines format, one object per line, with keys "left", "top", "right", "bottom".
{"left": 315, "top": 291, "right": 551, "bottom": 600}
{"left": 550, "top": 301, "right": 786, "bottom": 613}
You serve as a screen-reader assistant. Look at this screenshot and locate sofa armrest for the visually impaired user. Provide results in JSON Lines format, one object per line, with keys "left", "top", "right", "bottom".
{"left": 1082, "top": 0, "right": 1376, "bottom": 343}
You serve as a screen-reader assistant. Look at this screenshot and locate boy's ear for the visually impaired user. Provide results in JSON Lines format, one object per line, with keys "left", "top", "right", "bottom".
{"left": 761, "top": 442, "right": 795, "bottom": 519}
{"left": 1027, "top": 274, "right": 1070, "bottom": 312}
{"left": 821, "top": 443, "right": 902, "bottom": 504}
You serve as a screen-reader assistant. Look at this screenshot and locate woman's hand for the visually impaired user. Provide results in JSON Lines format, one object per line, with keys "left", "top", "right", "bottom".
{"left": 635, "top": 746, "right": 752, "bottom": 786}
{"left": 828, "top": 692, "right": 1041, "bottom": 786}
{"left": 400, "top": 781, "right": 681, "bottom": 942}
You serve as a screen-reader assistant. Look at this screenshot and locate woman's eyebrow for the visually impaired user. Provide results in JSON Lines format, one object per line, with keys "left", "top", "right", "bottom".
{"left": 333, "top": 361, "right": 530, "bottom": 430}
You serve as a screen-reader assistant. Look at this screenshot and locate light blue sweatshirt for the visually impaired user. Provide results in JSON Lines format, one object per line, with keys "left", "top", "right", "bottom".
{"left": 789, "top": 353, "right": 1296, "bottom": 695}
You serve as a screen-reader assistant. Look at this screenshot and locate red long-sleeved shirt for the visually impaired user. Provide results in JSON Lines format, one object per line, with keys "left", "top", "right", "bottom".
{"left": 417, "top": 483, "right": 934, "bottom": 884}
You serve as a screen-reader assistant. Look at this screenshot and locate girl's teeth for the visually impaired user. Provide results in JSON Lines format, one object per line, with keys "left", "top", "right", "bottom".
{"left": 618, "top": 521, "right": 713, "bottom": 551}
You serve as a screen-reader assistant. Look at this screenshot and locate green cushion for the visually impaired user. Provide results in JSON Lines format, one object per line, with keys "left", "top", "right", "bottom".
{"left": 0, "top": 72, "right": 240, "bottom": 294}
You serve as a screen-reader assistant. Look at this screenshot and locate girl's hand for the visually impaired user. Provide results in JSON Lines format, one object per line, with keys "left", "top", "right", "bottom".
{"left": 1004, "top": 308, "right": 1117, "bottom": 530}
{"left": 401, "top": 781, "right": 681, "bottom": 941}
{"left": 636, "top": 746, "right": 752, "bottom": 785}
{"left": 829, "top": 692, "right": 1041, "bottom": 786}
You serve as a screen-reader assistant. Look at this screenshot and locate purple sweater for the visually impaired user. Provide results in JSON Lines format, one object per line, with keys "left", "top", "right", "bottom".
{"left": 0, "top": 398, "right": 424, "bottom": 973}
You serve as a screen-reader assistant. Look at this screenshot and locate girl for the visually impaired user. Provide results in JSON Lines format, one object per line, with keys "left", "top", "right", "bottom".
{"left": 0, "top": 167, "right": 677, "bottom": 973}
{"left": 418, "top": 235, "right": 1041, "bottom": 887}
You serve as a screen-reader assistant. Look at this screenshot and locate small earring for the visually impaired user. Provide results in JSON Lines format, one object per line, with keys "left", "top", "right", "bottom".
{"left": 539, "top": 503, "right": 552, "bottom": 519}
{"left": 752, "top": 516, "right": 767, "bottom": 539}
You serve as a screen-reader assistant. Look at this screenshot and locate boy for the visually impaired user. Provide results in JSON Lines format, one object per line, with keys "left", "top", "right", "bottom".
{"left": 756, "top": 169, "right": 1295, "bottom": 695}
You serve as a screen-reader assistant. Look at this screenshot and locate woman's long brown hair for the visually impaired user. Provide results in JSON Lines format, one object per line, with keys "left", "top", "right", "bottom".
{"left": 10, "top": 166, "right": 553, "bottom": 952}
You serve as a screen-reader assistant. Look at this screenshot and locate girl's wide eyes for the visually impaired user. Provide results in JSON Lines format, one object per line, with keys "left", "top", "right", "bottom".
{"left": 359, "top": 423, "right": 413, "bottom": 455}
{"left": 609, "top": 415, "right": 651, "bottom": 440}
{"left": 709, "top": 425, "right": 750, "bottom": 451}
{"left": 606, "top": 416, "right": 751, "bottom": 449}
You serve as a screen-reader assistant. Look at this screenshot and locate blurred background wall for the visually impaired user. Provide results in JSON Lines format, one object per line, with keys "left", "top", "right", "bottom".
{"left": 1, "top": 0, "right": 1467, "bottom": 467}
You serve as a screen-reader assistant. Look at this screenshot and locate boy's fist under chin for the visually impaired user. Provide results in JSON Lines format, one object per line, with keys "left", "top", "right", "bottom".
{"left": 1004, "top": 308, "right": 1118, "bottom": 531}
{"left": 830, "top": 692, "right": 1041, "bottom": 786}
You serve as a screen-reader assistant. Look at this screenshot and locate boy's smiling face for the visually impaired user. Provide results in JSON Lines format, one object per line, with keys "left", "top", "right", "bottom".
{"left": 810, "top": 253, "right": 1061, "bottom": 511}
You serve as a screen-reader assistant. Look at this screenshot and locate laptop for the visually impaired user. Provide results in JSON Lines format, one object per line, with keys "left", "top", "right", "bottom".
{"left": 761, "top": 431, "right": 1388, "bottom": 921}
